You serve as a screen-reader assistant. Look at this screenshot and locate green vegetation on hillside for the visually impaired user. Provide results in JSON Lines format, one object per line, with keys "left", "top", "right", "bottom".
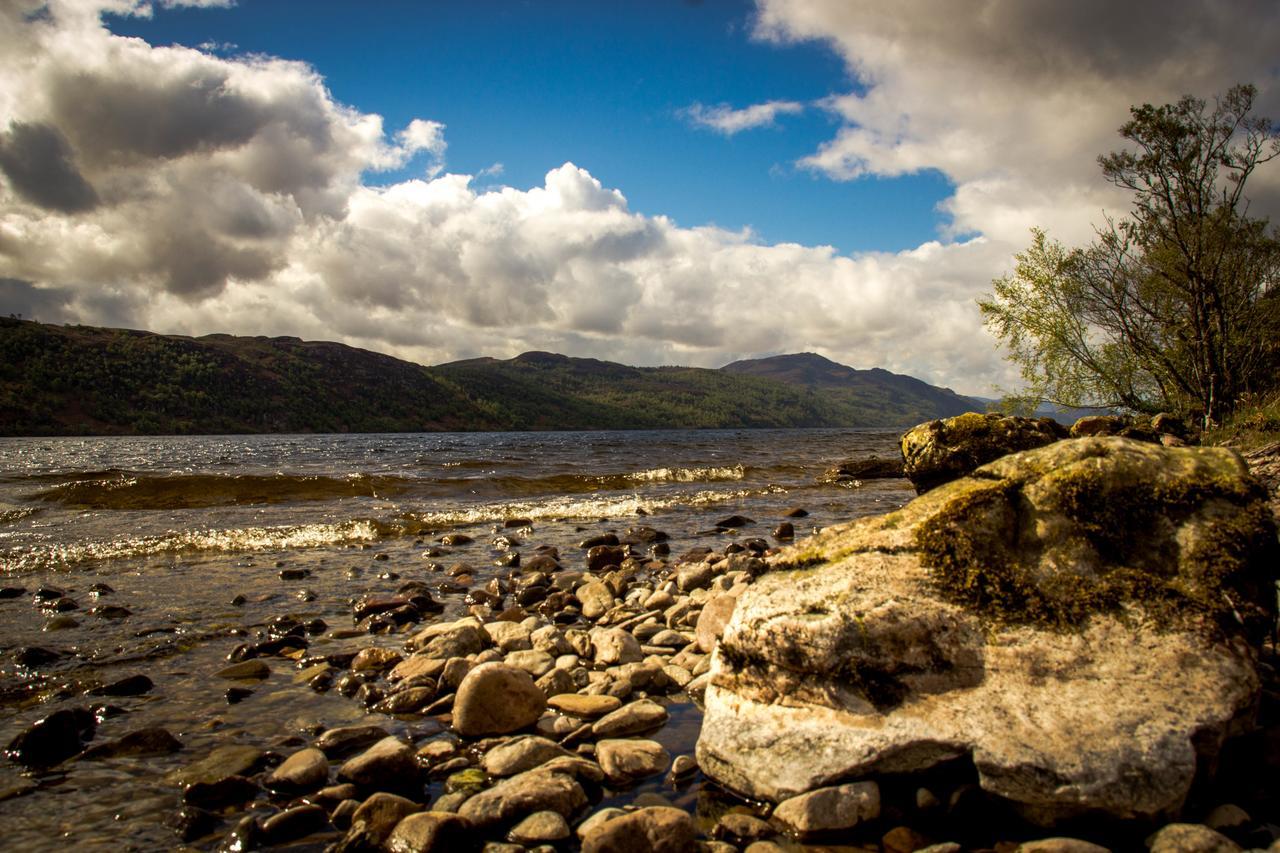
{"left": 0, "top": 319, "right": 980, "bottom": 435}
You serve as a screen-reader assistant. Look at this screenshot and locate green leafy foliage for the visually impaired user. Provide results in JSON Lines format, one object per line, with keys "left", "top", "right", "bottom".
{"left": 981, "top": 84, "right": 1280, "bottom": 425}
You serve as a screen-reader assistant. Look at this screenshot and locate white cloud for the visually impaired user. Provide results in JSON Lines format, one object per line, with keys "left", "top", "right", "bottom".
{"left": 755, "top": 0, "right": 1280, "bottom": 244}
{"left": 683, "top": 100, "right": 804, "bottom": 135}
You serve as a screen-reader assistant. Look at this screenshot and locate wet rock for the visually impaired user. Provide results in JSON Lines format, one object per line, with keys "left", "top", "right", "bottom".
{"left": 772, "top": 522, "right": 794, "bottom": 540}
{"left": 90, "top": 674, "right": 153, "bottom": 696}
{"left": 0, "top": 586, "right": 26, "bottom": 598}
{"left": 338, "top": 737, "right": 418, "bottom": 789}
{"left": 783, "top": 507, "right": 809, "bottom": 517}
{"left": 580, "top": 533, "right": 620, "bottom": 548}
{"left": 771, "top": 782, "right": 880, "bottom": 835}
{"left": 79, "top": 726, "right": 181, "bottom": 759}
{"left": 373, "top": 686, "right": 436, "bottom": 715}
{"left": 482, "top": 735, "right": 575, "bottom": 777}
{"left": 169, "top": 804, "right": 220, "bottom": 842}
{"left": 224, "top": 686, "right": 253, "bottom": 704}
{"left": 333, "top": 792, "right": 420, "bottom": 852}
{"left": 668, "top": 754, "right": 697, "bottom": 782}
{"left": 13, "top": 646, "right": 62, "bottom": 668}
{"left": 168, "top": 744, "right": 265, "bottom": 786}
{"left": 713, "top": 812, "right": 774, "bottom": 844}
{"left": 596, "top": 738, "right": 669, "bottom": 785}
{"left": 453, "top": 662, "right": 547, "bottom": 737}
{"left": 457, "top": 768, "right": 587, "bottom": 828}
{"left": 1147, "top": 824, "right": 1241, "bottom": 853}
{"left": 278, "top": 568, "right": 310, "bottom": 580}
{"left": 587, "top": 545, "right": 627, "bottom": 573}
{"left": 590, "top": 627, "right": 643, "bottom": 665}
{"left": 351, "top": 646, "right": 404, "bottom": 674}
{"left": 88, "top": 604, "right": 131, "bottom": 619}
{"left": 715, "top": 515, "right": 754, "bottom": 529}
{"left": 698, "top": 437, "right": 1276, "bottom": 821}
{"left": 547, "top": 694, "right": 621, "bottom": 718}
{"left": 579, "top": 805, "right": 697, "bottom": 853}
{"left": 261, "top": 803, "right": 329, "bottom": 843}
{"left": 6, "top": 707, "right": 95, "bottom": 766}
{"left": 182, "top": 775, "right": 259, "bottom": 809}
{"left": 820, "top": 456, "right": 905, "bottom": 483}
{"left": 384, "top": 811, "right": 472, "bottom": 852}
{"left": 621, "top": 526, "right": 668, "bottom": 545}
{"left": 266, "top": 747, "right": 329, "bottom": 793}
{"left": 882, "top": 825, "right": 932, "bottom": 853}
{"left": 591, "top": 698, "right": 669, "bottom": 738}
{"left": 508, "top": 809, "right": 571, "bottom": 844}
{"left": 216, "top": 659, "right": 271, "bottom": 680}
{"left": 221, "top": 815, "right": 265, "bottom": 852}
{"left": 409, "top": 620, "right": 488, "bottom": 658}
{"left": 899, "top": 411, "right": 1065, "bottom": 493}
{"left": 440, "top": 533, "right": 474, "bottom": 545}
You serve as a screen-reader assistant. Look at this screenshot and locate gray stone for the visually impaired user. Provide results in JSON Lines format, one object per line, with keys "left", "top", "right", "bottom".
{"left": 337, "top": 737, "right": 417, "bottom": 788}
{"left": 333, "top": 792, "right": 419, "bottom": 852}
{"left": 577, "top": 581, "right": 616, "bottom": 620}
{"left": 384, "top": 811, "right": 472, "bottom": 853}
{"left": 481, "top": 735, "right": 575, "bottom": 777}
{"left": 453, "top": 662, "right": 547, "bottom": 737}
{"left": 579, "top": 805, "right": 697, "bottom": 853}
{"left": 591, "top": 698, "right": 669, "bottom": 738}
{"left": 508, "top": 810, "right": 571, "bottom": 844}
{"left": 695, "top": 594, "right": 738, "bottom": 654}
{"left": 457, "top": 768, "right": 587, "bottom": 828}
{"left": 504, "top": 649, "right": 556, "bottom": 678}
{"left": 596, "top": 739, "right": 670, "bottom": 785}
{"left": 590, "top": 628, "right": 643, "bottom": 665}
{"left": 698, "top": 438, "right": 1275, "bottom": 823}
{"left": 1147, "top": 824, "right": 1241, "bottom": 853}
{"left": 900, "top": 411, "right": 1065, "bottom": 493}
{"left": 771, "top": 782, "right": 880, "bottom": 835}
{"left": 266, "top": 747, "right": 329, "bottom": 792}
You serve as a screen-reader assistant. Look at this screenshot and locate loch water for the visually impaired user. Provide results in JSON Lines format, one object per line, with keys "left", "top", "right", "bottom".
{"left": 0, "top": 428, "right": 911, "bottom": 850}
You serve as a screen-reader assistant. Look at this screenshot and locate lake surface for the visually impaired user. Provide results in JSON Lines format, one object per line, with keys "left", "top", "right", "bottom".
{"left": 0, "top": 429, "right": 910, "bottom": 849}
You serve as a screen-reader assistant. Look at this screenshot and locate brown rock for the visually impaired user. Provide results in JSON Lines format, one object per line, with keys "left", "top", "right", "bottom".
{"left": 453, "top": 663, "right": 547, "bottom": 737}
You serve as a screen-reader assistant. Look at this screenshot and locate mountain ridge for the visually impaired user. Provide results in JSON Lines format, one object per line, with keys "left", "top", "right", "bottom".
{"left": 0, "top": 318, "right": 986, "bottom": 435}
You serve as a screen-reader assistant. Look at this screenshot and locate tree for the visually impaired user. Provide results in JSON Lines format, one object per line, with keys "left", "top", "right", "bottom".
{"left": 980, "top": 84, "right": 1280, "bottom": 425}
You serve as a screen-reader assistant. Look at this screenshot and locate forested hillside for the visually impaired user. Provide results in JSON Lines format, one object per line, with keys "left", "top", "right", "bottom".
{"left": 0, "top": 319, "right": 982, "bottom": 435}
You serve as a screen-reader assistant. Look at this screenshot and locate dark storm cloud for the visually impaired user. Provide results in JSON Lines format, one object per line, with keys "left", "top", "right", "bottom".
{"left": 0, "top": 121, "right": 99, "bottom": 212}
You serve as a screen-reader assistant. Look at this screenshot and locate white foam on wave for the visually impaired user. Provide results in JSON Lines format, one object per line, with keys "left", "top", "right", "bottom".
{"left": 408, "top": 486, "right": 762, "bottom": 527}
{"left": 2, "top": 519, "right": 382, "bottom": 572}
{"left": 620, "top": 464, "right": 746, "bottom": 484}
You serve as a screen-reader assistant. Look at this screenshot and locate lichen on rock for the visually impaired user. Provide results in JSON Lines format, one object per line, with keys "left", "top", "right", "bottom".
{"left": 697, "top": 437, "right": 1278, "bottom": 824}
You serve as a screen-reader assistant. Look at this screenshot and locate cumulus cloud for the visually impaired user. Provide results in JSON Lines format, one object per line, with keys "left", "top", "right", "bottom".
{"left": 755, "top": 0, "right": 1280, "bottom": 244}
{"left": 683, "top": 99, "right": 805, "bottom": 135}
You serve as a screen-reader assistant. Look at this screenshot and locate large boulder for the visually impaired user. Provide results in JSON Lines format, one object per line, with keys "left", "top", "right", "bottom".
{"left": 697, "top": 437, "right": 1278, "bottom": 825}
{"left": 900, "top": 412, "right": 1066, "bottom": 493}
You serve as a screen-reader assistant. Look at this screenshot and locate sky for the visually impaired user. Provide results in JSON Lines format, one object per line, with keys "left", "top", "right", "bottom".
{"left": 1, "top": 0, "right": 1278, "bottom": 396}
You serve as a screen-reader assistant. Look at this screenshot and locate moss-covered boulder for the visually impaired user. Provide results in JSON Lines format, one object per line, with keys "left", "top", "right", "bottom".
{"left": 697, "top": 437, "right": 1278, "bottom": 825}
{"left": 900, "top": 412, "right": 1066, "bottom": 493}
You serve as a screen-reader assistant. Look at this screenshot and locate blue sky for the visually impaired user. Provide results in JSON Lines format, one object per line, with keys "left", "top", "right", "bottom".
{"left": 105, "top": 0, "right": 955, "bottom": 255}
{"left": 2, "top": 0, "right": 1275, "bottom": 393}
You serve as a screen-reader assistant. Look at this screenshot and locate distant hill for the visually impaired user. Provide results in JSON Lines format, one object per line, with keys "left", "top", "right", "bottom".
{"left": 722, "top": 352, "right": 981, "bottom": 421}
{"left": 0, "top": 319, "right": 984, "bottom": 435}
